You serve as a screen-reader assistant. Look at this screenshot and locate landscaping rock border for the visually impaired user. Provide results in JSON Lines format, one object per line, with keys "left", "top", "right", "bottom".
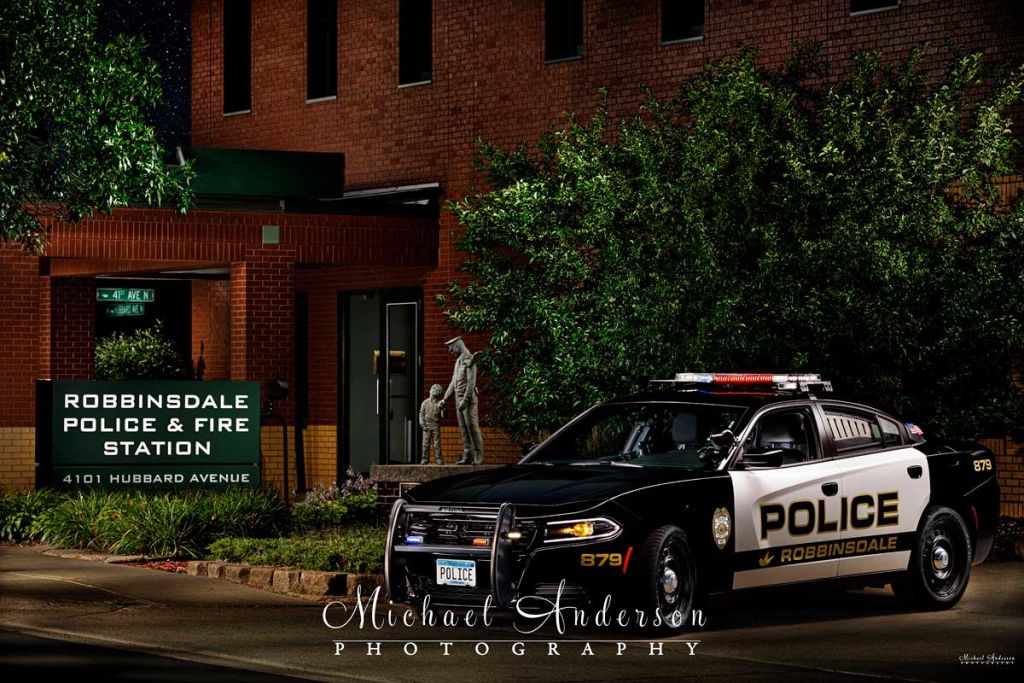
{"left": 187, "top": 560, "right": 383, "bottom": 598}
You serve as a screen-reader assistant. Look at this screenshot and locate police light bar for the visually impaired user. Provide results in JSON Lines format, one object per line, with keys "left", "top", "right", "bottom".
{"left": 662, "top": 373, "right": 832, "bottom": 393}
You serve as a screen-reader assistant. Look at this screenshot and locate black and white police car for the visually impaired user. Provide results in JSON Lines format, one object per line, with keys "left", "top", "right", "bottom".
{"left": 385, "top": 374, "right": 999, "bottom": 630}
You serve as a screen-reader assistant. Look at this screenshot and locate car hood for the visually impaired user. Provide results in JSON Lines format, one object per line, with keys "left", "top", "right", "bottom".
{"left": 404, "top": 464, "right": 721, "bottom": 506}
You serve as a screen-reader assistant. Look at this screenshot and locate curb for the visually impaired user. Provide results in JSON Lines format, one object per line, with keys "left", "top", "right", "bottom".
{"left": 187, "top": 560, "right": 383, "bottom": 598}
{"left": 41, "top": 548, "right": 155, "bottom": 564}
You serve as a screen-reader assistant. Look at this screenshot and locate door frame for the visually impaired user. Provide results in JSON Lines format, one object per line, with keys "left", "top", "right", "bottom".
{"left": 337, "top": 287, "right": 423, "bottom": 476}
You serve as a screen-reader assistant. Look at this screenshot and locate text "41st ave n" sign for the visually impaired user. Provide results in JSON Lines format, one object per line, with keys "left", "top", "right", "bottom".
{"left": 96, "top": 288, "right": 155, "bottom": 303}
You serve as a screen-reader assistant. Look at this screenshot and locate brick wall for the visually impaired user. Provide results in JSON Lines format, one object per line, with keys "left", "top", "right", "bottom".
{"left": 0, "top": 246, "right": 41, "bottom": 491}
{"left": 230, "top": 248, "right": 296, "bottom": 411}
{"left": 978, "top": 438, "right": 1024, "bottom": 518}
{"left": 194, "top": 0, "right": 1024, "bottom": 484}
{"left": 46, "top": 278, "right": 96, "bottom": 380}
{"left": 192, "top": 279, "right": 232, "bottom": 380}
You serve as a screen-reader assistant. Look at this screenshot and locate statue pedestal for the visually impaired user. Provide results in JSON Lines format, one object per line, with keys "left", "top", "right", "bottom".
{"left": 370, "top": 463, "right": 501, "bottom": 511}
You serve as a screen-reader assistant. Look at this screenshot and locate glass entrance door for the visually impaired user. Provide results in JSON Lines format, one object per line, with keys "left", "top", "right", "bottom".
{"left": 341, "top": 290, "right": 421, "bottom": 473}
{"left": 386, "top": 302, "right": 418, "bottom": 464}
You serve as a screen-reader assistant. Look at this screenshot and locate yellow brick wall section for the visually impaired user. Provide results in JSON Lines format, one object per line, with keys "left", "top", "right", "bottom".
{"left": 0, "top": 428, "right": 36, "bottom": 492}
{"left": 302, "top": 424, "right": 338, "bottom": 488}
{"left": 259, "top": 425, "right": 297, "bottom": 498}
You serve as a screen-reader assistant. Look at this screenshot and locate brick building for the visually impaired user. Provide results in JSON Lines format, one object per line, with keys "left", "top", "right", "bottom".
{"left": 1, "top": 0, "right": 1022, "bottom": 513}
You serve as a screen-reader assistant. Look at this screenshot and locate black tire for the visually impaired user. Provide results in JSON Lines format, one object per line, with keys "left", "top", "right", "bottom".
{"left": 893, "top": 506, "right": 972, "bottom": 610}
{"left": 632, "top": 525, "right": 697, "bottom": 633}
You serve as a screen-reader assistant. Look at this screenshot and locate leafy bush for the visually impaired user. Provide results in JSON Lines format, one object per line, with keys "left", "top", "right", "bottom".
{"left": 106, "top": 493, "right": 209, "bottom": 558}
{"left": 198, "top": 487, "right": 288, "bottom": 539}
{"left": 444, "top": 47, "right": 1024, "bottom": 440}
{"left": 29, "top": 487, "right": 285, "bottom": 558}
{"left": 95, "top": 320, "right": 190, "bottom": 380}
{"left": 292, "top": 491, "right": 378, "bottom": 532}
{"left": 292, "top": 471, "right": 378, "bottom": 531}
{"left": 0, "top": 489, "right": 65, "bottom": 541}
{"left": 32, "top": 491, "right": 128, "bottom": 551}
{"left": 207, "top": 526, "right": 385, "bottom": 573}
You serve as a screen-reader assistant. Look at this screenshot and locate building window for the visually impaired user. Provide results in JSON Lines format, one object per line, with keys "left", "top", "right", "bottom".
{"left": 850, "top": 0, "right": 899, "bottom": 15}
{"left": 399, "top": 0, "right": 432, "bottom": 86}
{"left": 307, "top": 0, "right": 338, "bottom": 100}
{"left": 223, "top": 0, "right": 251, "bottom": 114}
{"left": 662, "top": 1, "right": 704, "bottom": 43}
{"left": 545, "top": 0, "right": 583, "bottom": 63}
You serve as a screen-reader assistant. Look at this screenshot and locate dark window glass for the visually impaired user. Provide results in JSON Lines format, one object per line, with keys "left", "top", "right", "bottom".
{"left": 746, "top": 409, "right": 820, "bottom": 464}
{"left": 662, "top": 1, "right": 704, "bottom": 43}
{"left": 545, "top": 0, "right": 583, "bottom": 62}
{"left": 824, "top": 410, "right": 885, "bottom": 453}
{"left": 525, "top": 402, "right": 745, "bottom": 469}
{"left": 878, "top": 417, "right": 903, "bottom": 448}
{"left": 223, "top": 0, "right": 251, "bottom": 113}
{"left": 399, "top": 0, "right": 432, "bottom": 85}
{"left": 850, "top": 0, "right": 899, "bottom": 14}
{"left": 307, "top": 0, "right": 338, "bottom": 99}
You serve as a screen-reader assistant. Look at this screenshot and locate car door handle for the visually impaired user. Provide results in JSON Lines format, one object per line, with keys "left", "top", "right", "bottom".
{"left": 821, "top": 482, "right": 839, "bottom": 496}
{"left": 907, "top": 465, "right": 923, "bottom": 479}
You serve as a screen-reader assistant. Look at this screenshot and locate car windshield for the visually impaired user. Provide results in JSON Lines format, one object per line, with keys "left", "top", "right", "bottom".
{"left": 525, "top": 402, "right": 746, "bottom": 469}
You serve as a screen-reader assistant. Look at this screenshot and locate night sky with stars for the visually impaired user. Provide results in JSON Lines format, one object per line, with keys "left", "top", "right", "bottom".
{"left": 98, "top": 0, "right": 191, "bottom": 148}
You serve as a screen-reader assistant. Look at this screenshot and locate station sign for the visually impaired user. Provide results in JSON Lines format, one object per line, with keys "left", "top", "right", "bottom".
{"left": 96, "top": 288, "right": 156, "bottom": 303}
{"left": 36, "top": 380, "right": 261, "bottom": 490}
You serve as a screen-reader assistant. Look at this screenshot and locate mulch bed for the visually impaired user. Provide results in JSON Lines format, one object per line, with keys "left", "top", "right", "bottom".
{"left": 125, "top": 559, "right": 190, "bottom": 573}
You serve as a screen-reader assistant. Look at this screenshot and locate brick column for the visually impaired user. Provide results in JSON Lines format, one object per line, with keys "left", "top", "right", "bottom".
{"left": 0, "top": 247, "right": 41, "bottom": 490}
{"left": 230, "top": 247, "right": 296, "bottom": 495}
{"left": 39, "top": 277, "right": 95, "bottom": 379}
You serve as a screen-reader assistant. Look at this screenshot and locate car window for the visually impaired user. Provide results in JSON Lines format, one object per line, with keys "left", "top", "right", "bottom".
{"left": 743, "top": 408, "right": 820, "bottom": 465}
{"left": 527, "top": 402, "right": 745, "bottom": 469}
{"left": 824, "top": 408, "right": 887, "bottom": 453}
{"left": 878, "top": 416, "right": 903, "bottom": 447}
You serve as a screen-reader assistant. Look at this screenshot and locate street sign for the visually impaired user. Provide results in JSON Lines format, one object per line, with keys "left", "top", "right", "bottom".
{"left": 96, "top": 288, "right": 155, "bottom": 303}
{"left": 106, "top": 303, "right": 146, "bottom": 317}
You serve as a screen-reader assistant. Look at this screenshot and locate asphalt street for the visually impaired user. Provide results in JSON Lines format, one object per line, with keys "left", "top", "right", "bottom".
{"left": 1, "top": 545, "right": 1020, "bottom": 682}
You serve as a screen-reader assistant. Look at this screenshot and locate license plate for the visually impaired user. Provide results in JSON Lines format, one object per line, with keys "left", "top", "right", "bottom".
{"left": 436, "top": 559, "right": 476, "bottom": 587}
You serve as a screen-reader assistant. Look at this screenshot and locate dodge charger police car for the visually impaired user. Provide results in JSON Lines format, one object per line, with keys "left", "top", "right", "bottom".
{"left": 384, "top": 373, "right": 999, "bottom": 631}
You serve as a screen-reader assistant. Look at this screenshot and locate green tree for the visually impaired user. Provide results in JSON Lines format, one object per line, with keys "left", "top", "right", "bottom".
{"left": 444, "top": 47, "right": 1024, "bottom": 441}
{"left": 0, "top": 0, "right": 192, "bottom": 252}
{"left": 95, "top": 321, "right": 190, "bottom": 381}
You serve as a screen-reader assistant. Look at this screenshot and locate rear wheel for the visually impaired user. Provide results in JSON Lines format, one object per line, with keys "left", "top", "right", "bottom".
{"left": 893, "top": 506, "right": 972, "bottom": 609}
{"left": 633, "top": 525, "right": 696, "bottom": 632}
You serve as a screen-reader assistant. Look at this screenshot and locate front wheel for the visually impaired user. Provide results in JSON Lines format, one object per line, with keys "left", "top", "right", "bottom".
{"left": 893, "top": 506, "right": 972, "bottom": 610}
{"left": 633, "top": 525, "right": 697, "bottom": 632}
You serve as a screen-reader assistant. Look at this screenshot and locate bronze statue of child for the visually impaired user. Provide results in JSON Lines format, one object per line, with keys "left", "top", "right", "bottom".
{"left": 419, "top": 383, "right": 445, "bottom": 464}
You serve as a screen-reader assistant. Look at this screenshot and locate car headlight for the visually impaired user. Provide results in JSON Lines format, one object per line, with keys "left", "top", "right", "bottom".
{"left": 544, "top": 517, "right": 621, "bottom": 544}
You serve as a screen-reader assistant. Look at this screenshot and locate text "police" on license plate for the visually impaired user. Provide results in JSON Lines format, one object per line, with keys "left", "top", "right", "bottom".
{"left": 436, "top": 559, "right": 476, "bottom": 587}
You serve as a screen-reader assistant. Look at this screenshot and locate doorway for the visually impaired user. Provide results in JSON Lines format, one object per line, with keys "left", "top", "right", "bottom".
{"left": 339, "top": 289, "right": 422, "bottom": 474}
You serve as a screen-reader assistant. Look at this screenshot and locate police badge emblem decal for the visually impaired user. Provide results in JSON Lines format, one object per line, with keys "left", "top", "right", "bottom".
{"left": 712, "top": 507, "right": 732, "bottom": 550}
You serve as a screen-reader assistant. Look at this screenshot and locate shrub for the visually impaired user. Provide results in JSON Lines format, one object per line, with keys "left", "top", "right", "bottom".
{"left": 207, "top": 526, "right": 385, "bottom": 573}
{"left": 32, "top": 491, "right": 129, "bottom": 550}
{"left": 106, "top": 493, "right": 210, "bottom": 558}
{"left": 292, "top": 491, "right": 378, "bottom": 532}
{"left": 29, "top": 487, "right": 286, "bottom": 558}
{"left": 292, "top": 471, "right": 379, "bottom": 532}
{"left": 95, "top": 320, "right": 190, "bottom": 380}
{"left": 198, "top": 486, "right": 288, "bottom": 539}
{"left": 0, "top": 489, "right": 65, "bottom": 542}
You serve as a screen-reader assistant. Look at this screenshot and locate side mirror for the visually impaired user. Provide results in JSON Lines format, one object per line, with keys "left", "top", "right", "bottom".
{"left": 740, "top": 449, "right": 785, "bottom": 469}
{"left": 708, "top": 429, "right": 738, "bottom": 450}
{"left": 521, "top": 442, "right": 540, "bottom": 456}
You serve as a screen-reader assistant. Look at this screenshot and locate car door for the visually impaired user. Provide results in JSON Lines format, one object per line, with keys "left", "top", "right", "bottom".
{"left": 729, "top": 402, "right": 844, "bottom": 589}
{"left": 818, "top": 403, "right": 930, "bottom": 577}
